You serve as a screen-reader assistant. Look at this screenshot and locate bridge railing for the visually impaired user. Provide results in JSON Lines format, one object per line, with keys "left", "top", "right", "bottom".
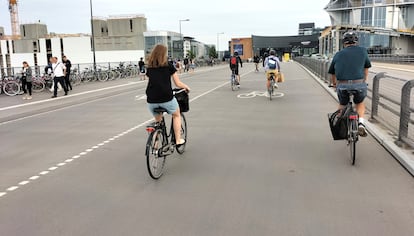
{"left": 295, "top": 57, "right": 414, "bottom": 148}
{"left": 368, "top": 54, "right": 414, "bottom": 64}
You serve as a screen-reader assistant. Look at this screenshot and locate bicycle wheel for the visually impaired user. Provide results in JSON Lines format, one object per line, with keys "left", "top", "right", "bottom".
{"left": 176, "top": 113, "right": 187, "bottom": 154}
{"left": 348, "top": 119, "right": 358, "bottom": 165}
{"left": 3, "top": 81, "right": 20, "bottom": 96}
{"left": 32, "top": 80, "right": 45, "bottom": 93}
{"left": 146, "top": 129, "right": 166, "bottom": 179}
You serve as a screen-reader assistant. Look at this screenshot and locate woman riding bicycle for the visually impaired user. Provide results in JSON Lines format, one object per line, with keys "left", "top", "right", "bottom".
{"left": 264, "top": 50, "right": 281, "bottom": 90}
{"left": 145, "top": 44, "right": 190, "bottom": 146}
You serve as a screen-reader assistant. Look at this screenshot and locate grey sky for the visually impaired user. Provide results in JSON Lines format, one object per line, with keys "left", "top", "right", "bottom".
{"left": 0, "top": 0, "right": 331, "bottom": 50}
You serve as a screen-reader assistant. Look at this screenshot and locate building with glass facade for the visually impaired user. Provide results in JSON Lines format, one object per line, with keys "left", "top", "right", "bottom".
{"left": 144, "top": 31, "right": 211, "bottom": 59}
{"left": 321, "top": 0, "right": 414, "bottom": 56}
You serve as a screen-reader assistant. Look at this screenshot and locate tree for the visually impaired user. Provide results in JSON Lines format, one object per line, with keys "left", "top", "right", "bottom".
{"left": 187, "top": 49, "right": 196, "bottom": 60}
{"left": 209, "top": 46, "right": 218, "bottom": 59}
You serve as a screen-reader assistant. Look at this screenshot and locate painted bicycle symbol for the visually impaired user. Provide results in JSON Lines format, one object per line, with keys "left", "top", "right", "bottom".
{"left": 237, "top": 91, "right": 284, "bottom": 99}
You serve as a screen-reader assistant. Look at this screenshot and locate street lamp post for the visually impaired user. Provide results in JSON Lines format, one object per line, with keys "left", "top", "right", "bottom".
{"left": 90, "top": 0, "right": 96, "bottom": 72}
{"left": 217, "top": 32, "right": 224, "bottom": 59}
{"left": 179, "top": 19, "right": 190, "bottom": 58}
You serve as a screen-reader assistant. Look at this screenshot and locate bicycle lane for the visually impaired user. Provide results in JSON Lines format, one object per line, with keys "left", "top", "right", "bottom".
{"left": 0, "top": 64, "right": 254, "bottom": 235}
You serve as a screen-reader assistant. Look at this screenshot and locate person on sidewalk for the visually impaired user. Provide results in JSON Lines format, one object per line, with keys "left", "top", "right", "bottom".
{"left": 329, "top": 31, "right": 371, "bottom": 137}
{"left": 21, "top": 61, "right": 33, "bottom": 100}
{"left": 138, "top": 57, "right": 146, "bottom": 80}
{"left": 62, "top": 55, "right": 72, "bottom": 91}
{"left": 51, "top": 56, "right": 68, "bottom": 98}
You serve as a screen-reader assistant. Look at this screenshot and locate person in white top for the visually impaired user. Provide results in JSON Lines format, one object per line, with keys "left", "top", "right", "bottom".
{"left": 51, "top": 56, "right": 68, "bottom": 98}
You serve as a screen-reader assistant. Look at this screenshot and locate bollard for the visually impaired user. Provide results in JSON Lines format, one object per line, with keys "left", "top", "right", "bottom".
{"left": 397, "top": 80, "right": 414, "bottom": 148}
{"left": 370, "top": 72, "right": 387, "bottom": 120}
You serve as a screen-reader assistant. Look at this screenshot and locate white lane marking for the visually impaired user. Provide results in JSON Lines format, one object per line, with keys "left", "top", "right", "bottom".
{"left": 0, "top": 81, "right": 143, "bottom": 112}
{"left": 19, "top": 181, "right": 30, "bottom": 186}
{"left": 237, "top": 91, "right": 284, "bottom": 99}
{"left": 0, "top": 74, "right": 240, "bottom": 200}
{"left": 135, "top": 94, "right": 147, "bottom": 101}
{"left": 7, "top": 186, "right": 19, "bottom": 191}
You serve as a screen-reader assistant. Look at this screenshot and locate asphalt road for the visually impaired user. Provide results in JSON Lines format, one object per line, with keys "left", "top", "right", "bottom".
{"left": 0, "top": 63, "right": 413, "bottom": 236}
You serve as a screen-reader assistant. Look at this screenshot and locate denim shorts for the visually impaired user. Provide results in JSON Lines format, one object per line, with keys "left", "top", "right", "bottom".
{"left": 148, "top": 97, "right": 179, "bottom": 116}
{"left": 337, "top": 82, "right": 367, "bottom": 105}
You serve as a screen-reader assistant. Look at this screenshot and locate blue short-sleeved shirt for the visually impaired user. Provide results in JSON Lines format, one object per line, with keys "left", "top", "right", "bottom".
{"left": 328, "top": 45, "right": 371, "bottom": 81}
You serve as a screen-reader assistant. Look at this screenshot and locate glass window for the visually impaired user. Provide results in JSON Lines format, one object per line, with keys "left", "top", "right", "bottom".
{"left": 374, "top": 7, "right": 386, "bottom": 27}
{"left": 341, "top": 10, "right": 350, "bottom": 25}
{"left": 361, "top": 8, "right": 373, "bottom": 26}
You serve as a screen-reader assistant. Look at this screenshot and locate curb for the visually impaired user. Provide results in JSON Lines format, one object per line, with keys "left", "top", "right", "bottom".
{"left": 296, "top": 62, "right": 414, "bottom": 176}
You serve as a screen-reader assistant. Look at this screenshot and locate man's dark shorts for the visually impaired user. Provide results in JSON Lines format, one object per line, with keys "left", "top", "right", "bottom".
{"left": 231, "top": 66, "right": 239, "bottom": 75}
{"left": 337, "top": 82, "right": 367, "bottom": 105}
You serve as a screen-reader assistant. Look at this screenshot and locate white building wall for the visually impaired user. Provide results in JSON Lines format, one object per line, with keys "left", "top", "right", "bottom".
{"left": 51, "top": 37, "right": 62, "bottom": 59}
{"left": 62, "top": 37, "right": 92, "bottom": 64}
{"left": 10, "top": 53, "right": 34, "bottom": 68}
{"left": 95, "top": 50, "right": 144, "bottom": 63}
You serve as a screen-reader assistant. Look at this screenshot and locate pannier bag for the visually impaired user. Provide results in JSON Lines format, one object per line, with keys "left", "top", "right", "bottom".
{"left": 328, "top": 109, "right": 348, "bottom": 140}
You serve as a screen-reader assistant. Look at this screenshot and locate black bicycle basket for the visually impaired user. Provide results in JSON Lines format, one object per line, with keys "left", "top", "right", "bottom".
{"left": 174, "top": 89, "right": 189, "bottom": 112}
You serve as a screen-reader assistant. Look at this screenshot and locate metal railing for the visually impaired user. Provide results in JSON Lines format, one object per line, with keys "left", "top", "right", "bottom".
{"left": 368, "top": 54, "right": 414, "bottom": 64}
{"left": 295, "top": 57, "right": 414, "bottom": 148}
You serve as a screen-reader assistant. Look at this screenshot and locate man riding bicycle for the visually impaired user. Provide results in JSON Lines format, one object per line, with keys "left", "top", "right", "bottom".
{"left": 264, "top": 50, "right": 281, "bottom": 90}
{"left": 229, "top": 51, "right": 243, "bottom": 87}
{"left": 328, "top": 31, "right": 371, "bottom": 137}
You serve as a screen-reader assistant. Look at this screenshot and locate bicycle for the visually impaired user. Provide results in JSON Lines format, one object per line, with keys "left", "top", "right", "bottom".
{"left": 338, "top": 89, "right": 360, "bottom": 165}
{"left": 145, "top": 89, "right": 188, "bottom": 179}
{"left": 230, "top": 68, "right": 239, "bottom": 91}
{"left": 268, "top": 73, "right": 276, "bottom": 100}
{"left": 0, "top": 76, "right": 20, "bottom": 96}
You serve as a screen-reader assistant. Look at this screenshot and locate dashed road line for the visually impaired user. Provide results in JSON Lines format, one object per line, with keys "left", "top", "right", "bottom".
{"left": 0, "top": 73, "right": 249, "bottom": 200}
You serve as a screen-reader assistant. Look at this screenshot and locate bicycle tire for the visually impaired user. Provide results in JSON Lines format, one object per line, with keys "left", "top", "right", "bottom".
{"left": 32, "top": 80, "right": 45, "bottom": 93}
{"left": 3, "top": 81, "right": 20, "bottom": 96}
{"left": 349, "top": 119, "right": 358, "bottom": 165}
{"left": 176, "top": 113, "right": 187, "bottom": 154}
{"left": 146, "top": 129, "right": 166, "bottom": 179}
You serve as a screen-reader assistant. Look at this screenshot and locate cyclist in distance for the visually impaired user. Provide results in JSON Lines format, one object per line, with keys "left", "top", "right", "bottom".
{"left": 145, "top": 44, "right": 191, "bottom": 145}
{"left": 229, "top": 51, "right": 243, "bottom": 87}
{"left": 328, "top": 31, "right": 371, "bottom": 137}
{"left": 264, "top": 50, "right": 281, "bottom": 90}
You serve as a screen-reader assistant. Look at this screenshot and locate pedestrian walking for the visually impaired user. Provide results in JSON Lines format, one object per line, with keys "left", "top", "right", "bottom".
{"left": 190, "top": 59, "right": 195, "bottom": 73}
{"left": 21, "top": 61, "right": 33, "bottom": 100}
{"left": 183, "top": 56, "right": 189, "bottom": 72}
{"left": 138, "top": 57, "right": 146, "bottom": 80}
{"left": 51, "top": 56, "right": 68, "bottom": 98}
{"left": 62, "top": 55, "right": 72, "bottom": 91}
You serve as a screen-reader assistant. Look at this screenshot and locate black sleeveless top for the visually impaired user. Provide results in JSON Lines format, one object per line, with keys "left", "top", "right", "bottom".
{"left": 145, "top": 63, "right": 177, "bottom": 103}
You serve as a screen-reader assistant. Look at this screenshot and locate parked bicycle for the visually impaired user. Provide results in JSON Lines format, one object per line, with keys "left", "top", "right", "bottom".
{"left": 145, "top": 89, "right": 188, "bottom": 179}
{"left": 0, "top": 76, "right": 20, "bottom": 96}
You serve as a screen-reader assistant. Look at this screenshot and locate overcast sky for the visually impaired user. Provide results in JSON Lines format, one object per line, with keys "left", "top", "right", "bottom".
{"left": 0, "top": 0, "right": 332, "bottom": 51}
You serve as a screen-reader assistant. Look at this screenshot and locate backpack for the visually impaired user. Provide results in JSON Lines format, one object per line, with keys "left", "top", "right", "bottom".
{"left": 230, "top": 56, "right": 237, "bottom": 67}
{"left": 268, "top": 57, "right": 278, "bottom": 70}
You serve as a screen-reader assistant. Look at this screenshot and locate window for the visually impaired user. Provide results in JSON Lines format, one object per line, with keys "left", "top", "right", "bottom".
{"left": 361, "top": 8, "right": 373, "bottom": 26}
{"left": 362, "top": 0, "right": 373, "bottom": 6}
{"left": 129, "top": 20, "right": 133, "bottom": 32}
{"left": 373, "top": 7, "right": 386, "bottom": 28}
{"left": 341, "top": 10, "right": 350, "bottom": 25}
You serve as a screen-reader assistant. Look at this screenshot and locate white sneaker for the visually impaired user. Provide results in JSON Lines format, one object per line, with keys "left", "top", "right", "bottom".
{"left": 358, "top": 123, "right": 368, "bottom": 137}
{"left": 274, "top": 83, "right": 279, "bottom": 89}
{"left": 22, "top": 95, "right": 27, "bottom": 100}
{"left": 27, "top": 96, "right": 32, "bottom": 100}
